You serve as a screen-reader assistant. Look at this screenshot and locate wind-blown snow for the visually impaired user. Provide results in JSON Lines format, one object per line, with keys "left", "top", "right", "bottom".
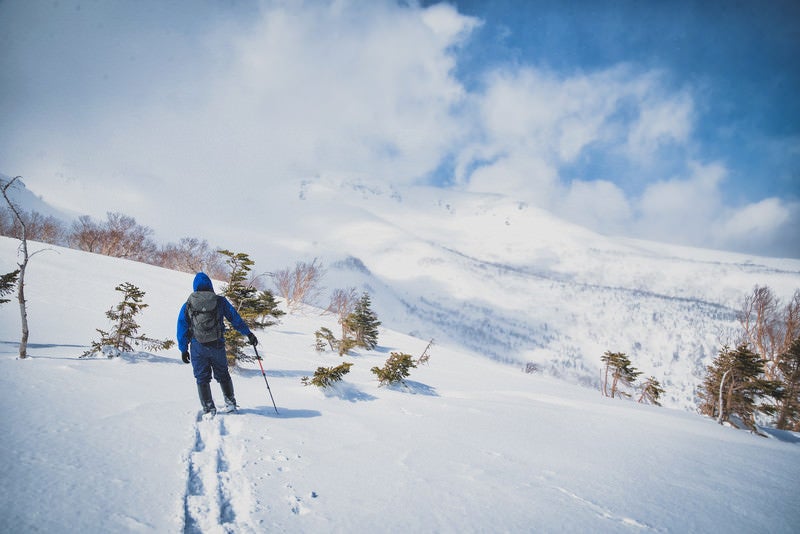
{"left": 0, "top": 237, "right": 798, "bottom": 532}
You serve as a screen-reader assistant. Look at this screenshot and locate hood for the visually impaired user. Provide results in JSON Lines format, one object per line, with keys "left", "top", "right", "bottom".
{"left": 193, "top": 272, "right": 214, "bottom": 292}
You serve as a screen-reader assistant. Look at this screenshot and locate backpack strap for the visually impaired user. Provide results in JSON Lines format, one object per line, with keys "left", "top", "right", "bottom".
{"left": 184, "top": 299, "right": 194, "bottom": 340}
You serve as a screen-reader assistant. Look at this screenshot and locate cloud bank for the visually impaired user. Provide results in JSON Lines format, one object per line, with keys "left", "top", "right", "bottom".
{"left": 1, "top": 0, "right": 796, "bottom": 257}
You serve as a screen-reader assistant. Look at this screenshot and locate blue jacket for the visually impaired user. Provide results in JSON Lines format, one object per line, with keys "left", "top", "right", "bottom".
{"left": 176, "top": 272, "right": 253, "bottom": 352}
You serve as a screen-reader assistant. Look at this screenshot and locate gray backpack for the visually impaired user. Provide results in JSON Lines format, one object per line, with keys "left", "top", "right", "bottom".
{"left": 186, "top": 292, "right": 224, "bottom": 343}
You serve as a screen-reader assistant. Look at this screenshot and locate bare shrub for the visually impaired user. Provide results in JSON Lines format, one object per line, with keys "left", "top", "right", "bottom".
{"left": 418, "top": 339, "right": 434, "bottom": 365}
{"left": 327, "top": 286, "right": 358, "bottom": 337}
{"left": 738, "top": 285, "right": 800, "bottom": 381}
{"left": 70, "top": 212, "right": 157, "bottom": 262}
{"left": 273, "top": 257, "right": 326, "bottom": 311}
{"left": 155, "top": 237, "right": 226, "bottom": 277}
{"left": 69, "top": 215, "right": 103, "bottom": 252}
{"left": 0, "top": 207, "right": 68, "bottom": 245}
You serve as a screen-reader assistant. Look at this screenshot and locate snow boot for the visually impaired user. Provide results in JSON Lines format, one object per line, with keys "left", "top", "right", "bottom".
{"left": 220, "top": 377, "right": 238, "bottom": 413}
{"left": 197, "top": 383, "right": 216, "bottom": 416}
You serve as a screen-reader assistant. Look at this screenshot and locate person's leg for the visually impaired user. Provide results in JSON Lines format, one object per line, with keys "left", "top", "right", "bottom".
{"left": 191, "top": 340, "right": 216, "bottom": 414}
{"left": 219, "top": 376, "right": 237, "bottom": 412}
{"left": 197, "top": 383, "right": 216, "bottom": 415}
{"left": 209, "top": 345, "right": 237, "bottom": 412}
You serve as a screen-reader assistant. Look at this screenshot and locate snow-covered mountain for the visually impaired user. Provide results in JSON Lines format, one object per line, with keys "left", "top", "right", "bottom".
{"left": 229, "top": 177, "right": 800, "bottom": 411}
{"left": 0, "top": 174, "right": 78, "bottom": 221}
{"left": 0, "top": 236, "right": 798, "bottom": 533}
{"left": 5, "top": 175, "right": 800, "bottom": 411}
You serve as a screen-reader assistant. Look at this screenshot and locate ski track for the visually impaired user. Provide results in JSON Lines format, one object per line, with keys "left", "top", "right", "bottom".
{"left": 552, "top": 485, "right": 654, "bottom": 531}
{"left": 183, "top": 415, "right": 255, "bottom": 534}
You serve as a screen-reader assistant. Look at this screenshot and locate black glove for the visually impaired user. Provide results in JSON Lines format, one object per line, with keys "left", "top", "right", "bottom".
{"left": 181, "top": 351, "right": 190, "bottom": 364}
{"left": 247, "top": 332, "right": 258, "bottom": 346}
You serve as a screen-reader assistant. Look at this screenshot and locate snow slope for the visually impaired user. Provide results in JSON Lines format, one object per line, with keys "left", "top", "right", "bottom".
{"left": 5, "top": 177, "right": 800, "bottom": 411}
{"left": 230, "top": 178, "right": 800, "bottom": 411}
{"left": 1, "top": 237, "right": 798, "bottom": 533}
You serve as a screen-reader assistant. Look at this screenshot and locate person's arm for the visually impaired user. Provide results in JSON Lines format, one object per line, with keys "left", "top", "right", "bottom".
{"left": 220, "top": 297, "right": 258, "bottom": 345}
{"left": 177, "top": 302, "right": 191, "bottom": 352}
{"left": 220, "top": 297, "right": 252, "bottom": 337}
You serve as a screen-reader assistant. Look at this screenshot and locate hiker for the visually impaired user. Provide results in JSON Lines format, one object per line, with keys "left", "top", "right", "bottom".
{"left": 177, "top": 272, "right": 258, "bottom": 416}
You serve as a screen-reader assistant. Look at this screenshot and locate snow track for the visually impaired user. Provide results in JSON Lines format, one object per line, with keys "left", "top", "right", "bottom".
{"left": 183, "top": 415, "right": 255, "bottom": 534}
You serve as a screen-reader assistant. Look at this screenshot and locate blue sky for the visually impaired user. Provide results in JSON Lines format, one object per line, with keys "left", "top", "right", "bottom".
{"left": 445, "top": 0, "right": 799, "bottom": 202}
{"left": 0, "top": 0, "right": 797, "bottom": 257}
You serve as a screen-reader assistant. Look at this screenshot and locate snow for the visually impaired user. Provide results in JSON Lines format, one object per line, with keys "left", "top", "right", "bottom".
{"left": 1, "top": 236, "right": 799, "bottom": 532}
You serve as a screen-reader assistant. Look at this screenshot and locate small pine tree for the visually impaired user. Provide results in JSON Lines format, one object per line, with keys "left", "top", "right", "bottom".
{"left": 637, "top": 376, "right": 665, "bottom": 406}
{"left": 345, "top": 292, "right": 380, "bottom": 350}
{"left": 301, "top": 362, "right": 353, "bottom": 388}
{"left": 338, "top": 336, "right": 358, "bottom": 357}
{"left": 371, "top": 352, "right": 416, "bottom": 386}
{"left": 601, "top": 351, "right": 641, "bottom": 399}
{"left": 219, "top": 250, "right": 285, "bottom": 365}
{"left": 0, "top": 269, "right": 19, "bottom": 304}
{"left": 83, "top": 282, "right": 174, "bottom": 357}
{"left": 313, "top": 325, "right": 358, "bottom": 356}
{"left": 314, "top": 327, "right": 336, "bottom": 352}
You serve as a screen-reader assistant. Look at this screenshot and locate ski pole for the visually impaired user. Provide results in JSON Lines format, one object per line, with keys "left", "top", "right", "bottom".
{"left": 253, "top": 344, "right": 279, "bottom": 415}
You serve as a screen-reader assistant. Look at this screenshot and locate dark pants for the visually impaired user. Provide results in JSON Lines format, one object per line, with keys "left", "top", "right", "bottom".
{"left": 190, "top": 339, "right": 231, "bottom": 385}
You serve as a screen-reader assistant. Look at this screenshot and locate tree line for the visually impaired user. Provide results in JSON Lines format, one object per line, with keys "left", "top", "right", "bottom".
{"left": 1, "top": 205, "right": 228, "bottom": 279}
{"left": 599, "top": 285, "right": 799, "bottom": 433}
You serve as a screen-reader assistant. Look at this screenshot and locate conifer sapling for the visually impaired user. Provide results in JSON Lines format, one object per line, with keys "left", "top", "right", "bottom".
{"left": 83, "top": 282, "right": 174, "bottom": 358}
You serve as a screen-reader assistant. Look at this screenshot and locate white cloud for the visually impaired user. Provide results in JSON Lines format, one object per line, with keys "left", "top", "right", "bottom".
{"left": 625, "top": 90, "right": 693, "bottom": 162}
{"left": 632, "top": 162, "right": 799, "bottom": 257}
{"left": 467, "top": 153, "right": 560, "bottom": 205}
{"left": 473, "top": 67, "right": 622, "bottom": 163}
{"left": 421, "top": 2, "right": 482, "bottom": 43}
{"left": 711, "top": 198, "right": 799, "bottom": 256}
{"left": 459, "top": 65, "right": 696, "bottom": 199}
{"left": 1, "top": 1, "right": 795, "bottom": 257}
{"left": 2, "top": 1, "right": 479, "bottom": 227}
{"left": 557, "top": 180, "right": 632, "bottom": 234}
{"left": 635, "top": 161, "right": 726, "bottom": 243}
{"left": 714, "top": 198, "right": 790, "bottom": 239}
